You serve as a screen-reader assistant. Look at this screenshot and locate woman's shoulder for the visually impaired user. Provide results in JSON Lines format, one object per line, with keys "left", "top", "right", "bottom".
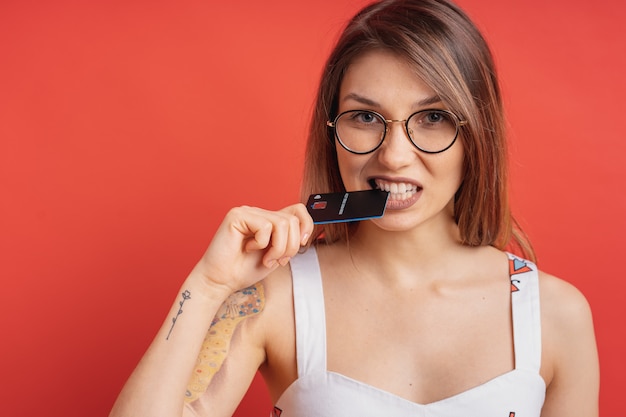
{"left": 537, "top": 268, "right": 594, "bottom": 354}
{"left": 536, "top": 268, "right": 599, "bottom": 411}
{"left": 536, "top": 268, "right": 597, "bottom": 381}
{"left": 254, "top": 263, "right": 299, "bottom": 342}
{"left": 537, "top": 269, "right": 593, "bottom": 325}
{"left": 498, "top": 247, "right": 592, "bottom": 339}
{"left": 260, "top": 245, "right": 326, "bottom": 316}
{"left": 262, "top": 263, "right": 295, "bottom": 307}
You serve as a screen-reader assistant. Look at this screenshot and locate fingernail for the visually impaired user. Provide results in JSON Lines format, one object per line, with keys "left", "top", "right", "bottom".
{"left": 266, "top": 259, "right": 278, "bottom": 269}
{"left": 278, "top": 256, "right": 291, "bottom": 266}
{"left": 301, "top": 233, "right": 309, "bottom": 245}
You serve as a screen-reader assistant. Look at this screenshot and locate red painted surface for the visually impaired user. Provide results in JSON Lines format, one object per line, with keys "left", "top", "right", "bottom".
{"left": 1, "top": 0, "right": 622, "bottom": 415}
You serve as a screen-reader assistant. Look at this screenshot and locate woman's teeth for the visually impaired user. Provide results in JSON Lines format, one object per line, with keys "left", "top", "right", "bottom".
{"left": 374, "top": 180, "right": 419, "bottom": 201}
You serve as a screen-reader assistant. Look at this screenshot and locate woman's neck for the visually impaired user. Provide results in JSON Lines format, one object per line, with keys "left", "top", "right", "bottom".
{"left": 341, "top": 217, "right": 468, "bottom": 288}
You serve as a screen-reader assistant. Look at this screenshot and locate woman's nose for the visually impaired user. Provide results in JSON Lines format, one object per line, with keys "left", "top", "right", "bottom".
{"left": 376, "top": 122, "right": 416, "bottom": 168}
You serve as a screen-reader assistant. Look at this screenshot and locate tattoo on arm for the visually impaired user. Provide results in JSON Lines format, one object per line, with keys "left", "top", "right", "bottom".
{"left": 185, "top": 283, "right": 265, "bottom": 402}
{"left": 166, "top": 290, "right": 191, "bottom": 341}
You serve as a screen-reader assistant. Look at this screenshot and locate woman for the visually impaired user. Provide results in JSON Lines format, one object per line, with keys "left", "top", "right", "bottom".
{"left": 110, "top": 0, "right": 599, "bottom": 416}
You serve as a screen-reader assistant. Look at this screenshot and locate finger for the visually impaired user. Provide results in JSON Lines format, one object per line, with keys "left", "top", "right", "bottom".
{"left": 242, "top": 220, "right": 272, "bottom": 253}
{"left": 278, "top": 214, "right": 302, "bottom": 265}
{"left": 227, "top": 207, "right": 274, "bottom": 252}
{"left": 261, "top": 214, "right": 293, "bottom": 267}
{"left": 281, "top": 203, "right": 314, "bottom": 246}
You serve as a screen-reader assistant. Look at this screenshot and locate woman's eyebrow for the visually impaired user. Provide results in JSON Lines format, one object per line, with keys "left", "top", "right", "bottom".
{"left": 342, "top": 92, "right": 380, "bottom": 107}
{"left": 416, "top": 95, "right": 443, "bottom": 107}
{"left": 341, "top": 92, "right": 443, "bottom": 108}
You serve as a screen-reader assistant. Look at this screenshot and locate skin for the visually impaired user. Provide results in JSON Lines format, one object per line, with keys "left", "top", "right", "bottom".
{"left": 110, "top": 50, "right": 599, "bottom": 417}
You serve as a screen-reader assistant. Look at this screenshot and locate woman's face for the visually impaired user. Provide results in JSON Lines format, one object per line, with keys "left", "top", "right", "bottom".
{"left": 335, "top": 49, "right": 465, "bottom": 232}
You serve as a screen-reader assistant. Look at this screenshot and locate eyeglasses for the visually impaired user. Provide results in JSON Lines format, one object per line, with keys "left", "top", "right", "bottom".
{"left": 327, "top": 109, "right": 467, "bottom": 154}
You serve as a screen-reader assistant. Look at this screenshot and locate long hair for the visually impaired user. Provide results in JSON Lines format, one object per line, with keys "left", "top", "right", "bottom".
{"left": 300, "top": 0, "right": 535, "bottom": 261}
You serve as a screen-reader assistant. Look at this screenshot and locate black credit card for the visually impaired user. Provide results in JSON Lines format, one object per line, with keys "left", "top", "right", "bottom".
{"left": 306, "top": 190, "right": 389, "bottom": 224}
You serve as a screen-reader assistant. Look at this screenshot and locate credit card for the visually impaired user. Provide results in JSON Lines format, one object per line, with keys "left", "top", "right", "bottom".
{"left": 306, "top": 190, "right": 389, "bottom": 224}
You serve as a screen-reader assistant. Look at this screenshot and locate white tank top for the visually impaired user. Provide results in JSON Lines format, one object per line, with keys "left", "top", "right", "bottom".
{"left": 272, "top": 247, "right": 546, "bottom": 417}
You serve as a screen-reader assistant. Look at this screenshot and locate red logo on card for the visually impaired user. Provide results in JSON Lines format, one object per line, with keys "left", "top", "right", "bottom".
{"left": 312, "top": 201, "right": 327, "bottom": 210}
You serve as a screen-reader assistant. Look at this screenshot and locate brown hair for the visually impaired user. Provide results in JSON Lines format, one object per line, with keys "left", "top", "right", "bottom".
{"left": 301, "top": 0, "right": 535, "bottom": 261}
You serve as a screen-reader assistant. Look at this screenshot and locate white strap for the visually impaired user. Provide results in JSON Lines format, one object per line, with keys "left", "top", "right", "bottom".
{"left": 289, "top": 247, "right": 327, "bottom": 376}
{"left": 508, "top": 254, "right": 542, "bottom": 372}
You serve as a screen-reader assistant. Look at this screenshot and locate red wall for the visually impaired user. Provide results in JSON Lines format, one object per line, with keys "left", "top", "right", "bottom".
{"left": 1, "top": 0, "right": 623, "bottom": 415}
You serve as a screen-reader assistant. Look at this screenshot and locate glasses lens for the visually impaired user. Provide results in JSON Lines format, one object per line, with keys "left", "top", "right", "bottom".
{"left": 407, "top": 110, "right": 459, "bottom": 153}
{"left": 335, "top": 110, "right": 385, "bottom": 154}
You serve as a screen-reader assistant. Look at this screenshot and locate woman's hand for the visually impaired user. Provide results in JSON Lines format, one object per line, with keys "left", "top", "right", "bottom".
{"left": 193, "top": 203, "right": 314, "bottom": 295}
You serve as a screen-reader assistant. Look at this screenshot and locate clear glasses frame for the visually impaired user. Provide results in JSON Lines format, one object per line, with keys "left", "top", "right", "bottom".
{"left": 327, "top": 109, "right": 468, "bottom": 155}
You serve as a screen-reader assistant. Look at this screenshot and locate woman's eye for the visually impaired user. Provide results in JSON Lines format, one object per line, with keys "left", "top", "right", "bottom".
{"left": 425, "top": 112, "right": 444, "bottom": 124}
{"left": 354, "top": 112, "right": 377, "bottom": 123}
{"left": 416, "top": 111, "right": 454, "bottom": 128}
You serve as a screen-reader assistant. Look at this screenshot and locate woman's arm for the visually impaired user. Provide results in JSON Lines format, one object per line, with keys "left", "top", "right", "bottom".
{"left": 110, "top": 271, "right": 236, "bottom": 417}
{"left": 539, "top": 272, "right": 600, "bottom": 417}
{"left": 109, "top": 204, "right": 313, "bottom": 417}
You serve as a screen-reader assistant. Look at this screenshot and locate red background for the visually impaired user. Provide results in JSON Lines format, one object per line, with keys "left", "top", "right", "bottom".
{"left": 1, "top": 0, "right": 623, "bottom": 415}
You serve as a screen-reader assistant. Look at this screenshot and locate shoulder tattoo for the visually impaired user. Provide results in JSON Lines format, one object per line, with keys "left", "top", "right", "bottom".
{"left": 185, "top": 282, "right": 266, "bottom": 402}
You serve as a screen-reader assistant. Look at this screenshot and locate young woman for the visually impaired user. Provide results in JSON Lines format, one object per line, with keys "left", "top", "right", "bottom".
{"left": 110, "top": 0, "right": 599, "bottom": 416}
